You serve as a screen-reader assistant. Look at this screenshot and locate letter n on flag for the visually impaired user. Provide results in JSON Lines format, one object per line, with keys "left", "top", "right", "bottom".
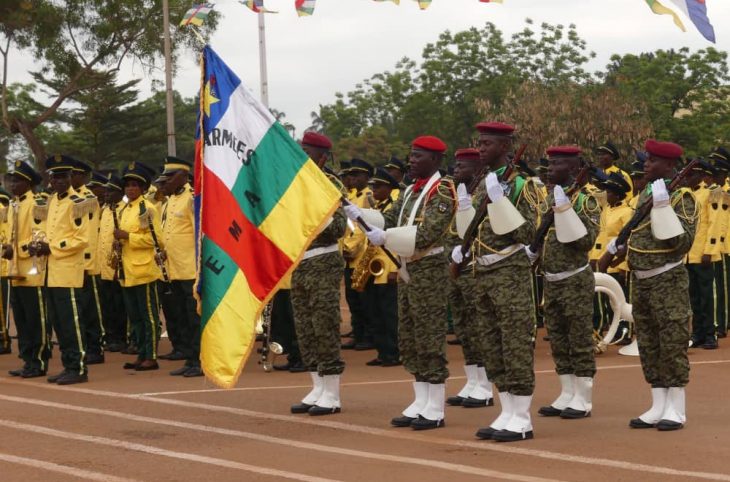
{"left": 194, "top": 46, "right": 342, "bottom": 388}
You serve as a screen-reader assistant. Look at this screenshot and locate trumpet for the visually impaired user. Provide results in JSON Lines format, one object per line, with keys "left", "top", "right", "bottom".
{"left": 27, "top": 230, "right": 47, "bottom": 276}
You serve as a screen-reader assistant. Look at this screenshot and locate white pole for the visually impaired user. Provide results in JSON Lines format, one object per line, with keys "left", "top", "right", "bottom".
{"left": 163, "top": 0, "right": 177, "bottom": 156}
{"left": 257, "top": 12, "right": 269, "bottom": 108}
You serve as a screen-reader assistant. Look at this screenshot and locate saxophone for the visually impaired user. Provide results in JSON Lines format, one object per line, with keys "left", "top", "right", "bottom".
{"left": 351, "top": 244, "right": 387, "bottom": 292}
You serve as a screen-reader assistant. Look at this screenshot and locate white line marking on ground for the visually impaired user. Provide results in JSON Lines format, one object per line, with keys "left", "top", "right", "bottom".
{"left": 137, "top": 359, "right": 730, "bottom": 397}
{"left": 0, "top": 452, "right": 140, "bottom": 482}
{"left": 0, "top": 419, "right": 338, "bottom": 482}
{"left": 0, "top": 394, "right": 564, "bottom": 482}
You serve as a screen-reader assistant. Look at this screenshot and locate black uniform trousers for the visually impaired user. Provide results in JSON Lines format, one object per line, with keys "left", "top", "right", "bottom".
{"left": 364, "top": 280, "right": 399, "bottom": 363}
{"left": 47, "top": 287, "right": 87, "bottom": 375}
{"left": 11, "top": 286, "right": 49, "bottom": 371}
{"left": 688, "top": 263, "right": 717, "bottom": 344}
{"left": 344, "top": 267, "right": 373, "bottom": 344}
{"left": 715, "top": 258, "right": 728, "bottom": 337}
{"left": 161, "top": 280, "right": 199, "bottom": 366}
{"left": 160, "top": 281, "right": 186, "bottom": 356}
{"left": 0, "top": 277, "right": 9, "bottom": 352}
{"left": 99, "top": 279, "right": 127, "bottom": 347}
{"left": 79, "top": 274, "right": 105, "bottom": 356}
{"left": 123, "top": 282, "right": 160, "bottom": 361}
{"left": 270, "top": 289, "right": 301, "bottom": 364}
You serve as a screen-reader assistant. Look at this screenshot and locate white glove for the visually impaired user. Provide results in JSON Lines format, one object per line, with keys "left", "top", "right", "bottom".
{"left": 525, "top": 245, "right": 539, "bottom": 264}
{"left": 485, "top": 172, "right": 504, "bottom": 202}
{"left": 343, "top": 203, "right": 363, "bottom": 221}
{"left": 553, "top": 185, "right": 570, "bottom": 209}
{"left": 457, "top": 183, "right": 472, "bottom": 211}
{"left": 606, "top": 237, "right": 620, "bottom": 255}
{"left": 451, "top": 245, "right": 469, "bottom": 264}
{"left": 651, "top": 179, "right": 670, "bottom": 207}
{"left": 365, "top": 227, "right": 386, "bottom": 246}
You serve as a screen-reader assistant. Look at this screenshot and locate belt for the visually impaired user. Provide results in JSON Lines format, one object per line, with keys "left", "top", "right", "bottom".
{"left": 634, "top": 260, "right": 683, "bottom": 280}
{"left": 476, "top": 244, "right": 524, "bottom": 267}
{"left": 302, "top": 244, "right": 339, "bottom": 260}
{"left": 544, "top": 264, "right": 589, "bottom": 282}
{"left": 403, "top": 246, "right": 444, "bottom": 263}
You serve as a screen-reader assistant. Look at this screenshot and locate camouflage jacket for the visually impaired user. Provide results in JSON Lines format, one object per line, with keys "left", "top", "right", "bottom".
{"left": 627, "top": 186, "right": 698, "bottom": 271}
{"left": 383, "top": 175, "right": 456, "bottom": 256}
{"left": 540, "top": 190, "right": 601, "bottom": 274}
{"left": 310, "top": 173, "right": 347, "bottom": 249}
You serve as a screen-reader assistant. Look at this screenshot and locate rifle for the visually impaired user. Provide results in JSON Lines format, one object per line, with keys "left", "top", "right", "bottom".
{"left": 341, "top": 196, "right": 401, "bottom": 269}
{"left": 111, "top": 203, "right": 125, "bottom": 281}
{"left": 597, "top": 158, "right": 699, "bottom": 272}
{"left": 449, "top": 144, "right": 527, "bottom": 279}
{"left": 528, "top": 161, "right": 595, "bottom": 258}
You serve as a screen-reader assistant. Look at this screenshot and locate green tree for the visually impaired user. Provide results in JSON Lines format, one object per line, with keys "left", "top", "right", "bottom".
{"left": 0, "top": 0, "right": 218, "bottom": 165}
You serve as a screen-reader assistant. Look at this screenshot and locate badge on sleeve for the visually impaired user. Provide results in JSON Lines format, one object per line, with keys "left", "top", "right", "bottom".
{"left": 438, "top": 202, "right": 448, "bottom": 213}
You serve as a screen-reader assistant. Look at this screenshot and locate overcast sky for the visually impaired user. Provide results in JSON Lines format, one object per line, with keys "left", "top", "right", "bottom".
{"left": 7, "top": 0, "right": 730, "bottom": 138}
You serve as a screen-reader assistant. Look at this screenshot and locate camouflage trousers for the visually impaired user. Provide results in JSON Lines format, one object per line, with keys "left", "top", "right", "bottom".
{"left": 398, "top": 255, "right": 449, "bottom": 384}
{"left": 291, "top": 251, "right": 345, "bottom": 376}
{"left": 447, "top": 268, "right": 482, "bottom": 366}
{"left": 544, "top": 267, "right": 596, "bottom": 378}
{"left": 474, "top": 256, "right": 536, "bottom": 396}
{"left": 631, "top": 265, "right": 690, "bottom": 388}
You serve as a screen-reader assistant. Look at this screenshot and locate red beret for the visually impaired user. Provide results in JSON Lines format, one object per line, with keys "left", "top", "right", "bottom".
{"left": 475, "top": 122, "right": 515, "bottom": 136}
{"left": 454, "top": 148, "right": 480, "bottom": 161}
{"left": 412, "top": 135, "right": 446, "bottom": 153}
{"left": 645, "top": 139, "right": 683, "bottom": 160}
{"left": 546, "top": 146, "right": 582, "bottom": 157}
{"left": 301, "top": 131, "right": 332, "bottom": 149}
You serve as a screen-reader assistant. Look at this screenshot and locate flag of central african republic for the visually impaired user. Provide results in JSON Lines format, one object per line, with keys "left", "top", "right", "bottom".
{"left": 194, "top": 46, "right": 342, "bottom": 388}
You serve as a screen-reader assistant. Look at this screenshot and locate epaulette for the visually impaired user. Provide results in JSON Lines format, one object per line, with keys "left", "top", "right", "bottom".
{"left": 0, "top": 205, "right": 7, "bottom": 224}
{"left": 32, "top": 196, "right": 48, "bottom": 221}
{"left": 326, "top": 173, "right": 347, "bottom": 195}
{"left": 433, "top": 178, "right": 456, "bottom": 201}
{"left": 708, "top": 186, "right": 723, "bottom": 205}
{"left": 70, "top": 194, "right": 91, "bottom": 219}
{"left": 518, "top": 177, "right": 544, "bottom": 209}
{"left": 580, "top": 193, "right": 603, "bottom": 226}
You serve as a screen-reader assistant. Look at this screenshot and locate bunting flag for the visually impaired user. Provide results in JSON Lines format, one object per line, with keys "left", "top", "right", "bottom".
{"left": 479, "top": 0, "right": 504, "bottom": 3}
{"left": 373, "top": 0, "right": 400, "bottom": 4}
{"left": 194, "top": 46, "right": 342, "bottom": 388}
{"left": 240, "top": 0, "right": 277, "bottom": 13}
{"left": 667, "top": 0, "right": 716, "bottom": 42}
{"left": 295, "top": 0, "right": 317, "bottom": 16}
{"left": 413, "top": 0, "right": 432, "bottom": 9}
{"left": 644, "top": 0, "right": 687, "bottom": 32}
{"left": 180, "top": 3, "right": 215, "bottom": 27}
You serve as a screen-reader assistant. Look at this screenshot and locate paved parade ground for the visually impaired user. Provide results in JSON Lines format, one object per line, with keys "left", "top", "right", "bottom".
{"left": 0, "top": 331, "right": 729, "bottom": 482}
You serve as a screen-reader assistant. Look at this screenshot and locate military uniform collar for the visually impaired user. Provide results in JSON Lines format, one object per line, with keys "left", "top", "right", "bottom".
{"left": 127, "top": 195, "right": 144, "bottom": 207}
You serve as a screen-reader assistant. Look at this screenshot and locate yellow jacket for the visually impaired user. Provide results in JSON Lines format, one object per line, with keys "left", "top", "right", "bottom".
{"left": 161, "top": 184, "right": 196, "bottom": 280}
{"left": 688, "top": 184, "right": 719, "bottom": 264}
{"left": 341, "top": 187, "right": 373, "bottom": 268}
{"left": 97, "top": 204, "right": 119, "bottom": 282}
{"left": 46, "top": 188, "right": 89, "bottom": 288}
{"left": 705, "top": 185, "right": 729, "bottom": 258}
{"left": 75, "top": 185, "right": 100, "bottom": 274}
{"left": 372, "top": 197, "right": 398, "bottom": 285}
{"left": 118, "top": 197, "right": 164, "bottom": 287}
{"left": 9, "top": 192, "right": 47, "bottom": 287}
{"left": 602, "top": 201, "right": 634, "bottom": 272}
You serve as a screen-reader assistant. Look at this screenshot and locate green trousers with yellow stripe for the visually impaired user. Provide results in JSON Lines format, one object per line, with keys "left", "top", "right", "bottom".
{"left": 0, "top": 278, "right": 9, "bottom": 352}
{"left": 47, "top": 287, "right": 87, "bottom": 374}
{"left": 122, "top": 282, "right": 160, "bottom": 361}
{"left": 81, "top": 274, "right": 105, "bottom": 357}
{"left": 11, "top": 286, "right": 49, "bottom": 371}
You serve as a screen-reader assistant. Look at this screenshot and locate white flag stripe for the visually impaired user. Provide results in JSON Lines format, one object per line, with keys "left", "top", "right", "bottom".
{"left": 205, "top": 82, "right": 274, "bottom": 189}
{"left": 667, "top": 0, "right": 691, "bottom": 18}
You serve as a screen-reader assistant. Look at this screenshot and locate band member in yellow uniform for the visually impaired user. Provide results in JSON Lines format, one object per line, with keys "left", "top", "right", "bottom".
{"left": 115, "top": 162, "right": 164, "bottom": 372}
{"left": 5, "top": 161, "right": 48, "bottom": 377}
{"left": 38, "top": 155, "right": 90, "bottom": 385}
{"left": 159, "top": 157, "right": 202, "bottom": 377}
{"left": 0, "top": 188, "right": 11, "bottom": 355}
{"left": 707, "top": 148, "right": 730, "bottom": 338}
{"left": 595, "top": 142, "right": 633, "bottom": 200}
{"left": 70, "top": 160, "right": 105, "bottom": 365}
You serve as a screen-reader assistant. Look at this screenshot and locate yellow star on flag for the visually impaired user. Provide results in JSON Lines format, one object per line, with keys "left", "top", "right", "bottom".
{"left": 204, "top": 80, "right": 220, "bottom": 117}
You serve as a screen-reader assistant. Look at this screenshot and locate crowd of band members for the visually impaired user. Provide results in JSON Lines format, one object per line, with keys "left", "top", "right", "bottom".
{"left": 0, "top": 155, "right": 203, "bottom": 384}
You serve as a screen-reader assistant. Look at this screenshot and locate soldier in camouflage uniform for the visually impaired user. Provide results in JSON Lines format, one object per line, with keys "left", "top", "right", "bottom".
{"left": 445, "top": 149, "right": 494, "bottom": 409}
{"left": 528, "top": 146, "right": 600, "bottom": 420}
{"left": 290, "top": 132, "right": 347, "bottom": 417}
{"left": 345, "top": 135, "right": 456, "bottom": 430}
{"left": 453, "top": 122, "right": 543, "bottom": 442}
{"left": 601, "top": 139, "right": 697, "bottom": 431}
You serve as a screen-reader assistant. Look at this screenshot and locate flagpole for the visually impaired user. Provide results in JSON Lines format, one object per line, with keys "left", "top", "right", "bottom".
{"left": 163, "top": 0, "right": 177, "bottom": 155}
{"left": 257, "top": 11, "right": 269, "bottom": 108}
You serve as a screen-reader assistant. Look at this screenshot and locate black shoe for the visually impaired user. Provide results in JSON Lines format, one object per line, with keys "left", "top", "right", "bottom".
{"left": 340, "top": 340, "right": 356, "bottom": 350}
{"left": 106, "top": 343, "right": 125, "bottom": 353}
{"left": 170, "top": 365, "right": 191, "bottom": 376}
{"left": 447, "top": 395, "right": 465, "bottom": 406}
{"left": 183, "top": 366, "right": 204, "bottom": 377}
{"left": 560, "top": 408, "right": 591, "bottom": 419}
{"left": 123, "top": 359, "right": 142, "bottom": 370}
{"left": 167, "top": 351, "right": 187, "bottom": 361}
{"left": 446, "top": 338, "right": 462, "bottom": 345}
{"left": 354, "top": 342, "right": 375, "bottom": 351}
{"left": 689, "top": 337, "right": 702, "bottom": 348}
{"left": 702, "top": 338, "right": 718, "bottom": 350}
{"left": 291, "top": 403, "right": 314, "bottom": 414}
{"left": 538, "top": 405, "right": 563, "bottom": 417}
{"left": 381, "top": 359, "right": 402, "bottom": 367}
{"left": 273, "top": 362, "right": 291, "bottom": 371}
{"left": 390, "top": 415, "right": 416, "bottom": 427}
{"left": 308, "top": 405, "right": 341, "bottom": 416}
{"left": 21, "top": 368, "right": 47, "bottom": 379}
{"left": 9, "top": 367, "right": 26, "bottom": 377}
{"left": 493, "top": 429, "right": 534, "bottom": 442}
{"left": 47, "top": 370, "right": 70, "bottom": 383}
{"left": 288, "top": 361, "right": 308, "bottom": 373}
{"left": 135, "top": 361, "right": 160, "bottom": 371}
{"left": 85, "top": 353, "right": 105, "bottom": 365}
{"left": 56, "top": 371, "right": 88, "bottom": 385}
{"left": 629, "top": 417, "right": 656, "bottom": 429}
{"left": 365, "top": 358, "right": 383, "bottom": 366}
{"left": 158, "top": 350, "right": 180, "bottom": 360}
{"left": 656, "top": 419, "right": 684, "bottom": 431}
{"left": 411, "top": 415, "right": 444, "bottom": 430}
{"left": 475, "top": 426, "right": 498, "bottom": 440}
{"left": 0, "top": 346, "right": 11, "bottom": 355}
{"left": 461, "top": 397, "right": 494, "bottom": 408}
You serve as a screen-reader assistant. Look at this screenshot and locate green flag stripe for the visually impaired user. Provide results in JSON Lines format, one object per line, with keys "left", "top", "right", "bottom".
{"left": 200, "top": 237, "right": 239, "bottom": 331}
{"left": 231, "top": 122, "right": 308, "bottom": 227}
